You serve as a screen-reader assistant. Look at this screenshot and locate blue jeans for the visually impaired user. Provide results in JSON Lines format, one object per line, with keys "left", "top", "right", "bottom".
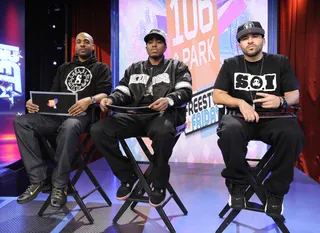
{"left": 13, "top": 113, "right": 91, "bottom": 188}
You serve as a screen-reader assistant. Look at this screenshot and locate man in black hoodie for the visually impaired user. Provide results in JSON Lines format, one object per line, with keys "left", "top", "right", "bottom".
{"left": 13, "top": 32, "right": 112, "bottom": 209}
{"left": 91, "top": 29, "right": 192, "bottom": 207}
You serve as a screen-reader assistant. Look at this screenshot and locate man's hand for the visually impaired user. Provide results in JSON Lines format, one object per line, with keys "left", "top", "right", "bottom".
{"left": 26, "top": 99, "right": 39, "bottom": 113}
{"left": 100, "top": 98, "right": 113, "bottom": 112}
{"left": 238, "top": 100, "right": 259, "bottom": 122}
{"left": 68, "top": 97, "right": 91, "bottom": 116}
{"left": 149, "top": 97, "right": 169, "bottom": 111}
{"left": 253, "top": 93, "right": 281, "bottom": 109}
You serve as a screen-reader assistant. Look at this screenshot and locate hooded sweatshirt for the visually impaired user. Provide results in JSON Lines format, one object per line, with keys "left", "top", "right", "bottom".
{"left": 50, "top": 54, "right": 112, "bottom": 99}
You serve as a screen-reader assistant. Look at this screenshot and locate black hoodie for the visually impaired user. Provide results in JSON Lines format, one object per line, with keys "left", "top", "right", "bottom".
{"left": 50, "top": 54, "right": 112, "bottom": 100}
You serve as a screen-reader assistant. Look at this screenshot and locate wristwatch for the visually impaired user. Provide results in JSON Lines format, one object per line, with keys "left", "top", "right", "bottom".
{"left": 91, "top": 96, "right": 96, "bottom": 104}
{"left": 167, "top": 97, "right": 174, "bottom": 107}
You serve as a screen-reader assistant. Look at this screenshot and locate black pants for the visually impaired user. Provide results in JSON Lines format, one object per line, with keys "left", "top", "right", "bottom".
{"left": 13, "top": 113, "right": 91, "bottom": 188}
{"left": 217, "top": 115, "right": 304, "bottom": 196}
{"left": 90, "top": 111, "right": 176, "bottom": 189}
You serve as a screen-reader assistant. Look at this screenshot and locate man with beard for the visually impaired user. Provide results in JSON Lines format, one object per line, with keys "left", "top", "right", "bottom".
{"left": 213, "top": 21, "right": 304, "bottom": 218}
{"left": 91, "top": 29, "right": 192, "bottom": 207}
{"left": 14, "top": 32, "right": 112, "bottom": 209}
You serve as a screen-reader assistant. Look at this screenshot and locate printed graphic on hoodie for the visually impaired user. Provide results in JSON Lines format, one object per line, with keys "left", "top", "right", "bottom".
{"left": 65, "top": 66, "right": 92, "bottom": 92}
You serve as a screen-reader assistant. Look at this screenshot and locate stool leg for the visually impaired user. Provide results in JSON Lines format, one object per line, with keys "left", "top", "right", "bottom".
{"left": 216, "top": 209, "right": 241, "bottom": 233}
{"left": 38, "top": 195, "right": 51, "bottom": 216}
{"left": 155, "top": 207, "right": 176, "bottom": 233}
{"left": 130, "top": 184, "right": 145, "bottom": 211}
{"left": 218, "top": 204, "right": 231, "bottom": 218}
{"left": 273, "top": 217, "right": 290, "bottom": 233}
{"left": 113, "top": 200, "right": 133, "bottom": 223}
{"left": 84, "top": 166, "right": 112, "bottom": 206}
{"left": 70, "top": 184, "right": 94, "bottom": 224}
{"left": 167, "top": 183, "right": 188, "bottom": 215}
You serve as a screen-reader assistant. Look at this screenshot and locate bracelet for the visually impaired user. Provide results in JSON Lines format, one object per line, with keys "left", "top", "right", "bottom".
{"left": 279, "top": 96, "right": 283, "bottom": 108}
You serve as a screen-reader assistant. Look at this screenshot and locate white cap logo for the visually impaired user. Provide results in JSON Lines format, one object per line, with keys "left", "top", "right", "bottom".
{"left": 243, "top": 22, "right": 255, "bottom": 29}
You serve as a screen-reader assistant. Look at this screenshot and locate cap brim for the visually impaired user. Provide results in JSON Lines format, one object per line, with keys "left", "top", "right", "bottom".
{"left": 237, "top": 28, "right": 265, "bottom": 41}
{"left": 144, "top": 33, "right": 166, "bottom": 43}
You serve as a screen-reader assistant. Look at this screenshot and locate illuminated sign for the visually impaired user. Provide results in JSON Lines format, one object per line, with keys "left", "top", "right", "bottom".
{"left": 166, "top": 0, "right": 220, "bottom": 91}
{"left": 0, "top": 43, "right": 22, "bottom": 105}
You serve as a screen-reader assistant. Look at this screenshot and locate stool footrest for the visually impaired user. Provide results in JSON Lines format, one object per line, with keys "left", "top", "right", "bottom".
{"left": 245, "top": 202, "right": 265, "bottom": 212}
{"left": 128, "top": 195, "right": 149, "bottom": 203}
{"left": 82, "top": 187, "right": 99, "bottom": 200}
{"left": 162, "top": 194, "right": 174, "bottom": 208}
{"left": 137, "top": 161, "right": 151, "bottom": 165}
{"left": 246, "top": 158, "right": 261, "bottom": 162}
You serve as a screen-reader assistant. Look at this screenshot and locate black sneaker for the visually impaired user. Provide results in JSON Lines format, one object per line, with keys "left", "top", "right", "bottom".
{"left": 227, "top": 184, "right": 246, "bottom": 210}
{"left": 116, "top": 176, "right": 139, "bottom": 200}
{"left": 50, "top": 186, "right": 68, "bottom": 209}
{"left": 149, "top": 188, "right": 166, "bottom": 207}
{"left": 265, "top": 190, "right": 284, "bottom": 218}
{"left": 17, "top": 180, "right": 51, "bottom": 204}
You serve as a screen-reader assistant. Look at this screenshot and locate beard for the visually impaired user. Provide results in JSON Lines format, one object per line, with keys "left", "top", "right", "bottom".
{"left": 243, "top": 45, "right": 263, "bottom": 58}
{"left": 78, "top": 52, "right": 91, "bottom": 60}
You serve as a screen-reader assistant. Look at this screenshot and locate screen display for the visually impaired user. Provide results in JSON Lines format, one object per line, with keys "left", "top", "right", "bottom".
{"left": 0, "top": 0, "right": 25, "bottom": 167}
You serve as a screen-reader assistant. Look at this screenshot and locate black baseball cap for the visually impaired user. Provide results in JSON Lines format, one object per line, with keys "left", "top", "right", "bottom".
{"left": 144, "top": 28, "right": 167, "bottom": 44}
{"left": 236, "top": 21, "right": 265, "bottom": 42}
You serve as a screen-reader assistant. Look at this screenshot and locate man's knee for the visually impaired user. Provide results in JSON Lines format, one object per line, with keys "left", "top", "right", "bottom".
{"left": 218, "top": 115, "right": 245, "bottom": 138}
{"left": 281, "top": 121, "right": 304, "bottom": 144}
{"left": 59, "top": 119, "right": 81, "bottom": 133}
{"left": 90, "top": 121, "right": 104, "bottom": 139}
{"left": 150, "top": 123, "right": 175, "bottom": 139}
{"left": 14, "top": 114, "right": 32, "bottom": 129}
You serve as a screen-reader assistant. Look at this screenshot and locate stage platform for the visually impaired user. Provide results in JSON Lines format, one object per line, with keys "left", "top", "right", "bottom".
{"left": 0, "top": 159, "right": 319, "bottom": 233}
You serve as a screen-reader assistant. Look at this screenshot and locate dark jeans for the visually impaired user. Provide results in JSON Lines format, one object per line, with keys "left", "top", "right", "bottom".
{"left": 13, "top": 113, "right": 91, "bottom": 188}
{"left": 217, "top": 115, "right": 304, "bottom": 196}
{"left": 91, "top": 111, "right": 176, "bottom": 189}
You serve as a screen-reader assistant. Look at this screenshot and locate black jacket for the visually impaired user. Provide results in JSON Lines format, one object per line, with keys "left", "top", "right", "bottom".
{"left": 50, "top": 54, "right": 112, "bottom": 99}
{"left": 109, "top": 58, "right": 192, "bottom": 125}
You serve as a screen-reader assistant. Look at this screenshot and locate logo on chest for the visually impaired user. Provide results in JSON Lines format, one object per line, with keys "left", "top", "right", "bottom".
{"left": 65, "top": 66, "right": 92, "bottom": 92}
{"left": 234, "top": 73, "right": 277, "bottom": 91}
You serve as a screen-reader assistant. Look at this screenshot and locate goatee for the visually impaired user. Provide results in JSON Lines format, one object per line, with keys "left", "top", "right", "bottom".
{"left": 243, "top": 47, "right": 263, "bottom": 58}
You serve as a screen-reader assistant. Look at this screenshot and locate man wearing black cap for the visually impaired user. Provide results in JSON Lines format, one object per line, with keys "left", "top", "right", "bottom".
{"left": 213, "top": 21, "right": 304, "bottom": 218}
{"left": 91, "top": 29, "right": 192, "bottom": 207}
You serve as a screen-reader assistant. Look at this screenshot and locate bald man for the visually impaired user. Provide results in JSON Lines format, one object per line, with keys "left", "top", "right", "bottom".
{"left": 14, "top": 32, "right": 112, "bottom": 209}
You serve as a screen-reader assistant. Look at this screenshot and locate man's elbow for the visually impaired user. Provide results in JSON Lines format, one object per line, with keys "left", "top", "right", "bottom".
{"left": 212, "top": 91, "right": 221, "bottom": 104}
{"left": 285, "top": 90, "right": 300, "bottom": 105}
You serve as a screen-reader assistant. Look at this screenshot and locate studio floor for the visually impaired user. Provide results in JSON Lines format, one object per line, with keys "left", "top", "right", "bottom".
{"left": 0, "top": 159, "right": 319, "bottom": 233}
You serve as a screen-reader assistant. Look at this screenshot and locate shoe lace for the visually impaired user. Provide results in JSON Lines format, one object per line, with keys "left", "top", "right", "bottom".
{"left": 25, "top": 184, "right": 37, "bottom": 194}
{"left": 52, "top": 188, "right": 63, "bottom": 199}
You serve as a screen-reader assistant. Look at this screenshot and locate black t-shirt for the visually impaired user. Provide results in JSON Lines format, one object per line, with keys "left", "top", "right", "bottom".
{"left": 213, "top": 53, "right": 299, "bottom": 111}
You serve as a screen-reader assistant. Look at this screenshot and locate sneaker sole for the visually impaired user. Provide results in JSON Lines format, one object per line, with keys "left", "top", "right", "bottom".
{"left": 149, "top": 199, "right": 164, "bottom": 208}
{"left": 50, "top": 202, "right": 66, "bottom": 210}
{"left": 116, "top": 179, "right": 139, "bottom": 201}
